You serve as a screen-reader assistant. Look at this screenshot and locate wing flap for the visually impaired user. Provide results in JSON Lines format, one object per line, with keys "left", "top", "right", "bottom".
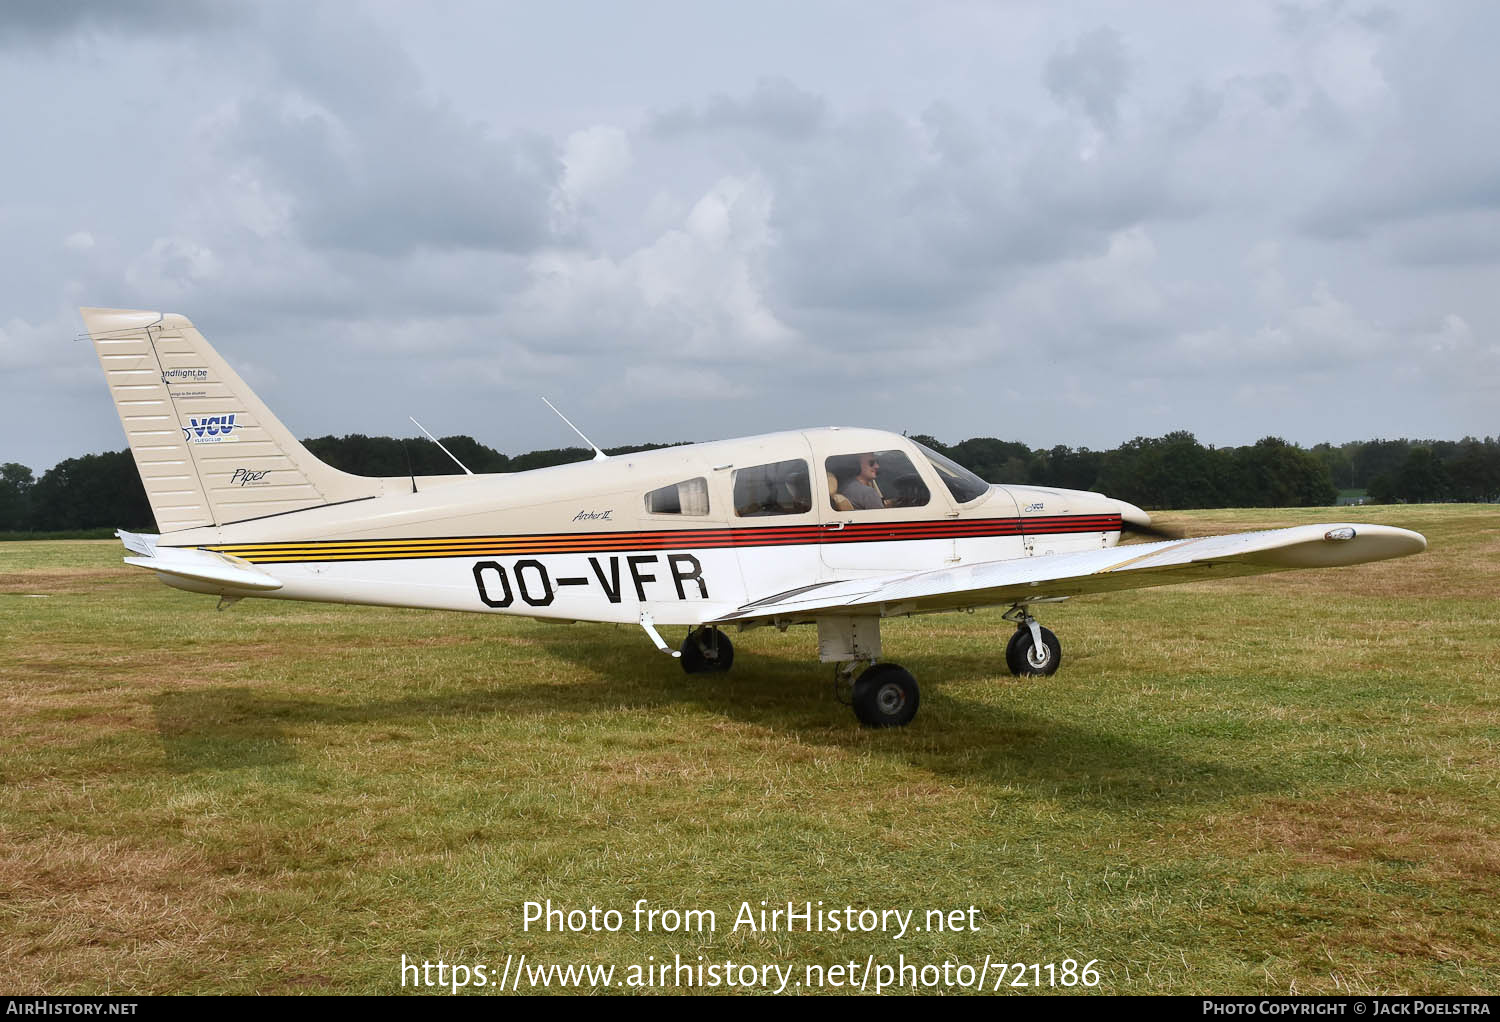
{"left": 713, "top": 523, "right": 1426, "bottom": 623}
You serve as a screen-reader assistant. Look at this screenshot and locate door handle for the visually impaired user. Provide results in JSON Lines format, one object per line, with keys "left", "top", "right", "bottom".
{"left": 821, "top": 521, "right": 846, "bottom": 531}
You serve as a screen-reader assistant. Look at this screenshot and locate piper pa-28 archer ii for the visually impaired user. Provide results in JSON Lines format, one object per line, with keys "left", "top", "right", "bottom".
{"left": 82, "top": 307, "right": 1428, "bottom": 728}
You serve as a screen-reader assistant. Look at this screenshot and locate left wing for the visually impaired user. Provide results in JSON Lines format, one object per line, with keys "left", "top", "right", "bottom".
{"left": 712, "top": 522, "right": 1426, "bottom": 624}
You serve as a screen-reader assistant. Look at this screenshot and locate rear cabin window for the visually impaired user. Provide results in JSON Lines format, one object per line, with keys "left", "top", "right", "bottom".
{"left": 733, "top": 460, "right": 812, "bottom": 517}
{"left": 645, "top": 477, "right": 710, "bottom": 515}
{"left": 826, "top": 450, "right": 931, "bottom": 511}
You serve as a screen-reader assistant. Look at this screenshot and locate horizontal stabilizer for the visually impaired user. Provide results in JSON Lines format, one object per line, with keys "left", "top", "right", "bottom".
{"left": 115, "top": 529, "right": 157, "bottom": 557}
{"left": 119, "top": 535, "right": 283, "bottom": 592}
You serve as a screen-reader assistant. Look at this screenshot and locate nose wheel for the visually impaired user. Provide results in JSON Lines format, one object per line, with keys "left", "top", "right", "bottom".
{"left": 1003, "top": 608, "right": 1063, "bottom": 677}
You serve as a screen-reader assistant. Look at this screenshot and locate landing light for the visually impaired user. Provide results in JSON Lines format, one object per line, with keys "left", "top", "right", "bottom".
{"left": 1324, "top": 527, "right": 1357, "bottom": 541}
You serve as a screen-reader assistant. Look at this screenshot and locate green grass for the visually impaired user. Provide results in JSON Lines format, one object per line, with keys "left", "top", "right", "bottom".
{"left": 1, "top": 505, "right": 1496, "bottom": 995}
{"left": 0, "top": 529, "right": 120, "bottom": 542}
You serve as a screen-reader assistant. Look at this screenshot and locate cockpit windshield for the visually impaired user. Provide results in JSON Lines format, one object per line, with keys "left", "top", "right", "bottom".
{"left": 912, "top": 441, "right": 991, "bottom": 504}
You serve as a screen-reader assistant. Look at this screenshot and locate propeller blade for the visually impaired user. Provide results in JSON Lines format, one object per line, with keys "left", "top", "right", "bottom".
{"left": 1121, "top": 519, "right": 1188, "bottom": 541}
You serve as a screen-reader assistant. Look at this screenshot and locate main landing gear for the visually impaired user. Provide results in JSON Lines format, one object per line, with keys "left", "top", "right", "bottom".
{"left": 1002, "top": 606, "right": 1062, "bottom": 677}
{"left": 682, "top": 617, "right": 920, "bottom": 727}
{"left": 680, "top": 626, "right": 734, "bottom": 674}
{"left": 670, "top": 606, "right": 1062, "bottom": 728}
{"left": 817, "top": 616, "right": 922, "bottom": 728}
{"left": 835, "top": 660, "right": 921, "bottom": 728}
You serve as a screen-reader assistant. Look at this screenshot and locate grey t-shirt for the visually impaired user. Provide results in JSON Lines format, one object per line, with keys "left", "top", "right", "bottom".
{"left": 843, "top": 478, "right": 884, "bottom": 510}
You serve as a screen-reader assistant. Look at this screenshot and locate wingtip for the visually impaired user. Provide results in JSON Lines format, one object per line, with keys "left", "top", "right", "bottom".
{"left": 1399, "top": 527, "right": 1428, "bottom": 555}
{"left": 1330, "top": 524, "right": 1429, "bottom": 562}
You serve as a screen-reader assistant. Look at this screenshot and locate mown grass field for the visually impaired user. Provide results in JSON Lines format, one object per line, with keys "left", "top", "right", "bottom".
{"left": 1, "top": 505, "right": 1496, "bottom": 995}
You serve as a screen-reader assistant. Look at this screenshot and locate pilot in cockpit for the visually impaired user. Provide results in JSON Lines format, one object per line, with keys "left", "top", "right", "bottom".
{"left": 840, "top": 453, "right": 886, "bottom": 510}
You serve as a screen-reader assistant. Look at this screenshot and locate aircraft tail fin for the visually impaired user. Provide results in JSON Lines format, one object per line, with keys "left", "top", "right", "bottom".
{"left": 80, "top": 307, "right": 381, "bottom": 533}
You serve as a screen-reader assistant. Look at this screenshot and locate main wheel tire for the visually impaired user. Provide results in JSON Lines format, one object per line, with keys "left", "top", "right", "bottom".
{"left": 1004, "top": 628, "right": 1028, "bottom": 675}
{"left": 1010, "top": 625, "right": 1062, "bottom": 677}
{"left": 679, "top": 627, "right": 734, "bottom": 674}
{"left": 851, "top": 663, "right": 920, "bottom": 728}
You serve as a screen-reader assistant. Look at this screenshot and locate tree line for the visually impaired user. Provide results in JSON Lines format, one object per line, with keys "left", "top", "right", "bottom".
{"left": 2, "top": 432, "right": 1496, "bottom": 533}
{"left": 913, "top": 432, "right": 1499, "bottom": 509}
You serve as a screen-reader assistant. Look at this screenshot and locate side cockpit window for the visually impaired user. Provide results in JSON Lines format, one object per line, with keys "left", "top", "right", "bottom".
{"left": 733, "top": 460, "right": 812, "bottom": 517}
{"left": 826, "top": 450, "right": 930, "bottom": 511}
{"left": 645, "top": 477, "right": 710, "bottom": 515}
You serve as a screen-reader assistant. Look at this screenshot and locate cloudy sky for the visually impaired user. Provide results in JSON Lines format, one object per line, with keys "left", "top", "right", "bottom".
{"left": 2, "top": 1, "right": 1496, "bottom": 471}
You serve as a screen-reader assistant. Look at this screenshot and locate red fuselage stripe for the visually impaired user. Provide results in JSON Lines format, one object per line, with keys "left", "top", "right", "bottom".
{"left": 205, "top": 514, "right": 1124, "bottom": 564}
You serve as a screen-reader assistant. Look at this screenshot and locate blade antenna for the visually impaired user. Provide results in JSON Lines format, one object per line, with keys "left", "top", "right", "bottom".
{"left": 541, "top": 397, "right": 607, "bottom": 460}
{"left": 409, "top": 416, "right": 474, "bottom": 475}
{"left": 399, "top": 439, "right": 418, "bottom": 493}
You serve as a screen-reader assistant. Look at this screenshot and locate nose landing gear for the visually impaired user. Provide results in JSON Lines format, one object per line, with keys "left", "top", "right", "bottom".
{"left": 1003, "top": 606, "right": 1062, "bottom": 677}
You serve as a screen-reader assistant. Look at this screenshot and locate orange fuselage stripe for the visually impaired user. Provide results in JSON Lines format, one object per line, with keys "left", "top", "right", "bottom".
{"left": 199, "top": 515, "right": 1124, "bottom": 564}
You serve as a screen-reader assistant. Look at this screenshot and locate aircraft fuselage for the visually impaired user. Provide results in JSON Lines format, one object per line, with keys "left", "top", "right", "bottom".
{"left": 153, "top": 427, "right": 1139, "bottom": 626}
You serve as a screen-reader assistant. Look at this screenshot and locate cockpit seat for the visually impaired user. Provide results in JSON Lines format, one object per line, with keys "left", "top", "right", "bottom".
{"left": 828, "top": 470, "right": 854, "bottom": 512}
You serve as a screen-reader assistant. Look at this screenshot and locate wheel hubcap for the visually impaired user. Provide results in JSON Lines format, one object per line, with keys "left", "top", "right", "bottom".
{"left": 1026, "top": 644, "right": 1050, "bottom": 669}
{"left": 876, "top": 682, "right": 906, "bottom": 715}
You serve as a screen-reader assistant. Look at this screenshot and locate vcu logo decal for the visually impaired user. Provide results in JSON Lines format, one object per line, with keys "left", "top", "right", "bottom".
{"left": 473, "top": 554, "right": 708, "bottom": 609}
{"left": 183, "top": 413, "right": 240, "bottom": 444}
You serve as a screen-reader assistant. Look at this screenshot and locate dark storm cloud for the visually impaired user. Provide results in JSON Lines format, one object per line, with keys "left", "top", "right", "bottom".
{"left": 205, "top": 7, "right": 571, "bottom": 259}
{"left": 736, "top": 91, "right": 1188, "bottom": 320}
{"left": 220, "top": 97, "right": 567, "bottom": 257}
{"left": 0, "top": 0, "right": 235, "bottom": 44}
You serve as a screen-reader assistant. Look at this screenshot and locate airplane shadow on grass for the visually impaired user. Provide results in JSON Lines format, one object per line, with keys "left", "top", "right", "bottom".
{"left": 153, "top": 630, "right": 1284, "bottom": 811}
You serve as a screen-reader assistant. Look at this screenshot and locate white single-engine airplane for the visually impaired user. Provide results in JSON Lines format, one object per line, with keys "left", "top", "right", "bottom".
{"left": 81, "top": 307, "right": 1427, "bottom": 727}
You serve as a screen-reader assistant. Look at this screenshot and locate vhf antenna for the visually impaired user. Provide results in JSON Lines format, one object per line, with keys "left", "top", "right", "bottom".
{"left": 541, "top": 397, "right": 608, "bottom": 460}
{"left": 408, "top": 416, "right": 474, "bottom": 475}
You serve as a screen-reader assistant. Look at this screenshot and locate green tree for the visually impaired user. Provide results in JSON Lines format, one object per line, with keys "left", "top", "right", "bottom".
{"left": 1445, "top": 437, "right": 1500, "bottom": 502}
{"left": 1311, "top": 443, "right": 1356, "bottom": 489}
{"left": 1350, "top": 439, "right": 1411, "bottom": 489}
{"left": 907, "top": 434, "right": 947, "bottom": 454}
{"left": 1037, "top": 446, "right": 1105, "bottom": 491}
{"left": 303, "top": 434, "right": 408, "bottom": 476}
{"left": 435, "top": 435, "right": 510, "bottom": 473}
{"left": 29, "top": 451, "right": 153, "bottom": 531}
{"left": 1229, "top": 437, "right": 1337, "bottom": 507}
{"left": 0, "top": 462, "right": 35, "bottom": 530}
{"left": 946, "top": 437, "right": 1033, "bottom": 482}
{"left": 301, "top": 434, "right": 512, "bottom": 477}
{"left": 1394, "top": 447, "right": 1450, "bottom": 503}
{"left": 1094, "top": 432, "right": 1232, "bottom": 509}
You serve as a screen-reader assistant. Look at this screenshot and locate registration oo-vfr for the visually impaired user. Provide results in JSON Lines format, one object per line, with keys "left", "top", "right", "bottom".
{"left": 80, "top": 307, "right": 1427, "bottom": 728}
